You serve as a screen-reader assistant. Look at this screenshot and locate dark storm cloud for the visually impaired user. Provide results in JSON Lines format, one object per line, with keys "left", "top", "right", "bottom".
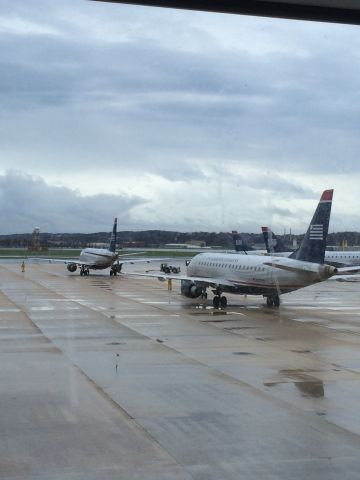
{"left": 0, "top": 171, "right": 144, "bottom": 233}
{"left": 1, "top": 2, "right": 360, "bottom": 179}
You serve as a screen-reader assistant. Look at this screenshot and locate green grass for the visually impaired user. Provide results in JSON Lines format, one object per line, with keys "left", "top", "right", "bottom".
{"left": 122, "top": 250, "right": 197, "bottom": 258}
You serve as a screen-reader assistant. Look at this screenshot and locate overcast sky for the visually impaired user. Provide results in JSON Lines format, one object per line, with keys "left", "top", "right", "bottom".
{"left": 0, "top": 0, "right": 360, "bottom": 234}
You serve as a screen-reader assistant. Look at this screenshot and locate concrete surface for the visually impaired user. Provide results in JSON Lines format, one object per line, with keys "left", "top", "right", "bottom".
{"left": 1, "top": 260, "right": 360, "bottom": 479}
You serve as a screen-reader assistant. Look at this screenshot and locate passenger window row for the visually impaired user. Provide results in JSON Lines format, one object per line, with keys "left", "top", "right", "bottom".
{"left": 198, "top": 261, "right": 266, "bottom": 272}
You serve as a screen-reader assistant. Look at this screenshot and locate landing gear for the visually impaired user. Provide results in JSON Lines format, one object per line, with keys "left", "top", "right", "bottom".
{"left": 212, "top": 286, "right": 227, "bottom": 309}
{"left": 200, "top": 288, "right": 207, "bottom": 300}
{"left": 213, "top": 296, "right": 220, "bottom": 308}
{"left": 220, "top": 296, "right": 228, "bottom": 308}
{"left": 80, "top": 266, "right": 90, "bottom": 276}
{"left": 212, "top": 295, "right": 227, "bottom": 308}
{"left": 110, "top": 263, "right": 121, "bottom": 276}
{"left": 266, "top": 295, "right": 280, "bottom": 308}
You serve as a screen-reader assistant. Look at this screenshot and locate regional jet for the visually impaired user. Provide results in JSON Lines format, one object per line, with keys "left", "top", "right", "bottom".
{"left": 262, "top": 226, "right": 360, "bottom": 268}
{"left": 125, "top": 190, "right": 358, "bottom": 307}
{"left": 40, "top": 218, "right": 151, "bottom": 276}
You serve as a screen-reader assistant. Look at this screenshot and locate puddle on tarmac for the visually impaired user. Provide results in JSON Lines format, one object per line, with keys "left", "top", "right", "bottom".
{"left": 225, "top": 326, "right": 255, "bottom": 330}
{"left": 233, "top": 351, "right": 255, "bottom": 356}
{"left": 291, "top": 349, "right": 311, "bottom": 354}
{"left": 265, "top": 369, "right": 325, "bottom": 398}
{"left": 30, "top": 306, "right": 54, "bottom": 311}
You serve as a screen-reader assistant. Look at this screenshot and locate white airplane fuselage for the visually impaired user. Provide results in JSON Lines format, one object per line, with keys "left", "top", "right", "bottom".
{"left": 325, "top": 251, "right": 360, "bottom": 266}
{"left": 79, "top": 248, "right": 118, "bottom": 270}
{"left": 261, "top": 250, "right": 360, "bottom": 267}
{"left": 186, "top": 252, "right": 335, "bottom": 296}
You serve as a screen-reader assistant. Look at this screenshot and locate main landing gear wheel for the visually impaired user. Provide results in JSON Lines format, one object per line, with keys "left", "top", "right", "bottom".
{"left": 110, "top": 269, "right": 117, "bottom": 276}
{"left": 213, "top": 296, "right": 220, "bottom": 308}
{"left": 213, "top": 295, "right": 227, "bottom": 309}
{"left": 266, "top": 295, "right": 280, "bottom": 308}
{"left": 80, "top": 267, "right": 90, "bottom": 276}
{"left": 220, "top": 296, "right": 227, "bottom": 308}
{"left": 212, "top": 286, "right": 227, "bottom": 309}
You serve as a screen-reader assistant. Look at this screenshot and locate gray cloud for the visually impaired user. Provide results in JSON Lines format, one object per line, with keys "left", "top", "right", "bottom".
{"left": 0, "top": 1, "right": 359, "bottom": 232}
{"left": 0, "top": 170, "right": 144, "bottom": 233}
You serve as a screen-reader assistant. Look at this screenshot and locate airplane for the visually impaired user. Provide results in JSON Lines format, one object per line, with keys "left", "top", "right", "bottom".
{"left": 124, "top": 189, "right": 358, "bottom": 308}
{"left": 261, "top": 227, "right": 293, "bottom": 255}
{"left": 231, "top": 230, "right": 257, "bottom": 254}
{"left": 231, "top": 230, "right": 286, "bottom": 256}
{"left": 34, "top": 218, "right": 153, "bottom": 276}
{"left": 262, "top": 226, "right": 360, "bottom": 268}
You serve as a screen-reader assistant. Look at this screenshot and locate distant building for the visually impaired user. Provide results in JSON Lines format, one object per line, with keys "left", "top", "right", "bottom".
{"left": 165, "top": 243, "right": 209, "bottom": 249}
{"left": 186, "top": 240, "right": 206, "bottom": 248}
{"left": 121, "top": 241, "right": 146, "bottom": 248}
{"left": 87, "top": 242, "right": 108, "bottom": 249}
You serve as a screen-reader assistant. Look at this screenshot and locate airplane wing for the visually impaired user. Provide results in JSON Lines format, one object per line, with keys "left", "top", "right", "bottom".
{"left": 330, "top": 274, "right": 360, "bottom": 282}
{"left": 27, "top": 256, "right": 157, "bottom": 266}
{"left": 264, "top": 259, "right": 360, "bottom": 277}
{"left": 24, "top": 257, "right": 79, "bottom": 264}
{"left": 123, "top": 271, "right": 236, "bottom": 287}
{"left": 262, "top": 259, "right": 320, "bottom": 275}
{"left": 336, "top": 265, "right": 360, "bottom": 274}
{"left": 118, "top": 258, "right": 155, "bottom": 264}
{"left": 117, "top": 251, "right": 146, "bottom": 257}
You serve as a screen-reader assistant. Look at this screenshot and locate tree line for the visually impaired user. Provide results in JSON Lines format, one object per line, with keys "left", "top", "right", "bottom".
{"left": 0, "top": 230, "right": 359, "bottom": 249}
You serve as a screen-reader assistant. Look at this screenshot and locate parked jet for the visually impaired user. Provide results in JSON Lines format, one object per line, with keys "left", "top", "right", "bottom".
{"left": 125, "top": 190, "right": 357, "bottom": 307}
{"left": 40, "top": 218, "right": 151, "bottom": 276}
{"left": 231, "top": 231, "right": 251, "bottom": 253}
{"left": 262, "top": 226, "right": 360, "bottom": 267}
{"left": 261, "top": 227, "right": 294, "bottom": 255}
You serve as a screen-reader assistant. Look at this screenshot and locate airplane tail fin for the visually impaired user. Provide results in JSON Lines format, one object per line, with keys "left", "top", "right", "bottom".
{"left": 232, "top": 231, "right": 248, "bottom": 253}
{"left": 261, "top": 227, "right": 288, "bottom": 253}
{"left": 291, "top": 190, "right": 333, "bottom": 264}
{"left": 109, "top": 218, "right": 117, "bottom": 253}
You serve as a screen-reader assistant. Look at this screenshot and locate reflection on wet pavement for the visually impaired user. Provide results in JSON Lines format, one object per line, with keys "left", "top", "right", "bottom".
{"left": 2, "top": 261, "right": 360, "bottom": 479}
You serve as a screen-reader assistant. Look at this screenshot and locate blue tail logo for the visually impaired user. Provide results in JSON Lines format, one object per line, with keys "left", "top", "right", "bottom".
{"left": 292, "top": 190, "right": 333, "bottom": 264}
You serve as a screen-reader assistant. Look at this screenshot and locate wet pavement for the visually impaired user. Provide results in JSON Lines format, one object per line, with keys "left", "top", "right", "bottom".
{"left": 1, "top": 261, "right": 360, "bottom": 479}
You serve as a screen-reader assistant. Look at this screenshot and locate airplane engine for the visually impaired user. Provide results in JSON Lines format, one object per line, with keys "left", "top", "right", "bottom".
{"left": 181, "top": 280, "right": 203, "bottom": 298}
{"left": 67, "top": 263, "right": 77, "bottom": 273}
{"left": 318, "top": 264, "right": 337, "bottom": 279}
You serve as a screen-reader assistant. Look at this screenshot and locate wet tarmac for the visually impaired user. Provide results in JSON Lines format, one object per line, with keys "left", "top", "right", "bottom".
{"left": 1, "top": 261, "right": 360, "bottom": 479}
